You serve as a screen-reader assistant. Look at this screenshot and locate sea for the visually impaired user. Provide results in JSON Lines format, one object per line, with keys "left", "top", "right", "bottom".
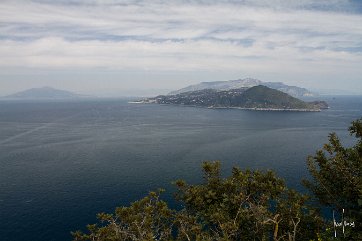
{"left": 0, "top": 96, "right": 361, "bottom": 241}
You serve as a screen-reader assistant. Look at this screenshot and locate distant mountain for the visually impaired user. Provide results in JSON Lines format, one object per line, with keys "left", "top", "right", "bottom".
{"left": 4, "top": 87, "right": 85, "bottom": 99}
{"left": 262, "top": 82, "right": 313, "bottom": 97}
{"left": 169, "top": 78, "right": 314, "bottom": 97}
{"left": 139, "top": 85, "right": 328, "bottom": 111}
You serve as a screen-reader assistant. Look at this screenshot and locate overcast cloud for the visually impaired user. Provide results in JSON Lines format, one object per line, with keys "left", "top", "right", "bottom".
{"left": 0, "top": 0, "right": 362, "bottom": 96}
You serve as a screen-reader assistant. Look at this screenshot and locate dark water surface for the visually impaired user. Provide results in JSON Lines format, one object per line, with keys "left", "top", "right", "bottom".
{"left": 0, "top": 96, "right": 361, "bottom": 241}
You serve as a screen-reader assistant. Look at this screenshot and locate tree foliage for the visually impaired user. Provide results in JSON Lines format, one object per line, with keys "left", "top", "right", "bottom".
{"left": 174, "top": 162, "right": 322, "bottom": 241}
{"left": 72, "top": 190, "right": 174, "bottom": 241}
{"left": 73, "top": 119, "right": 362, "bottom": 241}
{"left": 73, "top": 162, "right": 322, "bottom": 241}
{"left": 304, "top": 118, "right": 362, "bottom": 240}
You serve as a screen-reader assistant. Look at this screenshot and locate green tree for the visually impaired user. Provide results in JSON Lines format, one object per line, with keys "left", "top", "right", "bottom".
{"left": 73, "top": 162, "right": 322, "bottom": 241}
{"left": 175, "top": 161, "right": 322, "bottom": 241}
{"left": 303, "top": 118, "right": 362, "bottom": 240}
{"left": 73, "top": 119, "right": 362, "bottom": 241}
{"left": 72, "top": 189, "right": 174, "bottom": 241}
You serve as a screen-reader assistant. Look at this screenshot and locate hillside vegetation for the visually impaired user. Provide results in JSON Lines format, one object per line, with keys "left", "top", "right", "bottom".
{"left": 145, "top": 85, "right": 327, "bottom": 111}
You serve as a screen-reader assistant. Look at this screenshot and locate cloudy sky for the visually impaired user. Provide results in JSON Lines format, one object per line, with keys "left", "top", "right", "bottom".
{"left": 1, "top": 0, "right": 362, "bottom": 96}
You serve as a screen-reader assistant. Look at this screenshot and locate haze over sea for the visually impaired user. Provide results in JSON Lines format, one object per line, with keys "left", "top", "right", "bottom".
{"left": 0, "top": 96, "right": 361, "bottom": 241}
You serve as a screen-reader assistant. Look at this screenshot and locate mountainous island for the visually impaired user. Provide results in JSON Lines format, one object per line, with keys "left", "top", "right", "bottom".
{"left": 3, "top": 87, "right": 86, "bottom": 100}
{"left": 169, "top": 78, "right": 314, "bottom": 98}
{"left": 136, "top": 85, "right": 328, "bottom": 111}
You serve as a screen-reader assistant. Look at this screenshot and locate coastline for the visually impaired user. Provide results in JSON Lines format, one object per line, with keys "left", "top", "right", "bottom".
{"left": 208, "top": 106, "right": 321, "bottom": 112}
{"left": 129, "top": 101, "right": 322, "bottom": 112}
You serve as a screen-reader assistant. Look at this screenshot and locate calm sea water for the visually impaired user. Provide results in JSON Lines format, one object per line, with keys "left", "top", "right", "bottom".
{"left": 0, "top": 96, "right": 361, "bottom": 241}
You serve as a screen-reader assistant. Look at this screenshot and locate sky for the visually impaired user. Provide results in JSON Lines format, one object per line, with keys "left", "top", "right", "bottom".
{"left": 1, "top": 0, "right": 362, "bottom": 96}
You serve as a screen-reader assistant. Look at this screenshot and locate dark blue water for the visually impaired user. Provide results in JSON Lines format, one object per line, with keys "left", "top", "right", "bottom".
{"left": 0, "top": 96, "right": 361, "bottom": 241}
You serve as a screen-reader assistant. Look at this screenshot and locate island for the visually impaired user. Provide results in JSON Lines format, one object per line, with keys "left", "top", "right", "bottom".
{"left": 2, "top": 86, "right": 88, "bottom": 100}
{"left": 135, "top": 85, "right": 328, "bottom": 112}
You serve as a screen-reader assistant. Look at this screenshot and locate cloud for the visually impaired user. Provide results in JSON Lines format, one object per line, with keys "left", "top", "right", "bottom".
{"left": 0, "top": 0, "right": 362, "bottom": 76}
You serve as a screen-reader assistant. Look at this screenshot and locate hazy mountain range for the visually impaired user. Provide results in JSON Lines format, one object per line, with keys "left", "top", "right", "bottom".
{"left": 3, "top": 87, "right": 86, "bottom": 99}
{"left": 1, "top": 78, "right": 338, "bottom": 100}
{"left": 169, "top": 78, "right": 314, "bottom": 98}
